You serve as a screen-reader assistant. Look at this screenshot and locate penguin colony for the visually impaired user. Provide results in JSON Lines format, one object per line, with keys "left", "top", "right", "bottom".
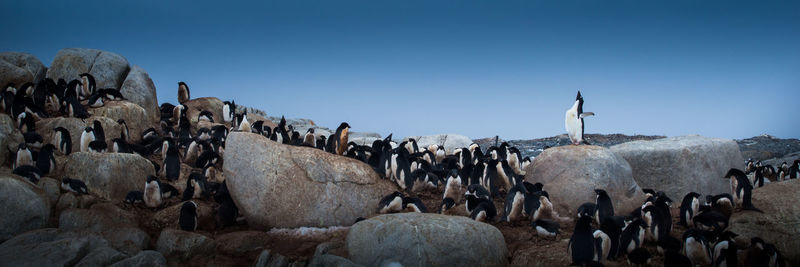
{"left": 3, "top": 78, "right": 792, "bottom": 266}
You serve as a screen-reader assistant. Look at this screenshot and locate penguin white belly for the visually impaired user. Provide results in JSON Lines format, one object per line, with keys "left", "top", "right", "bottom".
{"left": 565, "top": 109, "right": 581, "bottom": 144}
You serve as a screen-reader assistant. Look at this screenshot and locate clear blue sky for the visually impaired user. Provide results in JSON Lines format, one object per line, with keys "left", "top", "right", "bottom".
{"left": 2, "top": 0, "right": 798, "bottom": 140}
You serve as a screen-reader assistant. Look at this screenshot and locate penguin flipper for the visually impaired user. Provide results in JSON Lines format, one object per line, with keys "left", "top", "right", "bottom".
{"left": 579, "top": 112, "right": 595, "bottom": 118}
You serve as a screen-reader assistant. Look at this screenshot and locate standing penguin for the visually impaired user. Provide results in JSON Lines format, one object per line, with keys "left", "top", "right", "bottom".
{"left": 179, "top": 201, "right": 199, "bottom": 231}
{"left": 724, "top": 168, "right": 762, "bottom": 212}
{"left": 144, "top": 175, "right": 162, "bottom": 208}
{"left": 303, "top": 128, "right": 315, "bottom": 147}
{"left": 80, "top": 127, "right": 95, "bottom": 153}
{"left": 620, "top": 218, "right": 647, "bottom": 254}
{"left": 238, "top": 112, "right": 250, "bottom": 132}
{"left": 52, "top": 127, "right": 72, "bottom": 155}
{"left": 79, "top": 73, "right": 96, "bottom": 100}
{"left": 36, "top": 144, "right": 57, "bottom": 175}
{"left": 13, "top": 143, "right": 33, "bottom": 169}
{"left": 568, "top": 215, "right": 596, "bottom": 265}
{"left": 88, "top": 120, "right": 107, "bottom": 153}
{"left": 565, "top": 91, "right": 595, "bottom": 145}
{"left": 117, "top": 119, "right": 129, "bottom": 142}
{"left": 679, "top": 192, "right": 701, "bottom": 227}
{"left": 334, "top": 122, "right": 351, "bottom": 155}
{"left": 163, "top": 145, "right": 181, "bottom": 181}
{"left": 502, "top": 183, "right": 528, "bottom": 223}
{"left": 594, "top": 189, "right": 614, "bottom": 225}
{"left": 682, "top": 229, "right": 711, "bottom": 266}
{"left": 222, "top": 100, "right": 236, "bottom": 122}
{"left": 61, "top": 177, "right": 89, "bottom": 194}
{"left": 177, "top": 82, "right": 190, "bottom": 104}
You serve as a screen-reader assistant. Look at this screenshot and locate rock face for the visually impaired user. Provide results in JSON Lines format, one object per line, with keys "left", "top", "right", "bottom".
{"left": 610, "top": 135, "right": 743, "bottom": 199}
{"left": 524, "top": 145, "right": 646, "bottom": 216}
{"left": 156, "top": 229, "right": 216, "bottom": 261}
{"left": 223, "top": 132, "right": 397, "bottom": 228}
{"left": 0, "top": 52, "right": 47, "bottom": 86}
{"left": 404, "top": 134, "right": 473, "bottom": 153}
{"left": 62, "top": 152, "right": 154, "bottom": 200}
{"left": 0, "top": 114, "right": 23, "bottom": 164}
{"left": 184, "top": 97, "right": 225, "bottom": 124}
{"left": 90, "top": 101, "right": 149, "bottom": 143}
{"left": 347, "top": 213, "right": 508, "bottom": 267}
{"left": 110, "top": 250, "right": 167, "bottom": 267}
{"left": 46, "top": 48, "right": 130, "bottom": 89}
{"left": 0, "top": 232, "right": 92, "bottom": 267}
{"left": 728, "top": 179, "right": 800, "bottom": 266}
{"left": 36, "top": 116, "right": 122, "bottom": 154}
{"left": 0, "top": 174, "right": 51, "bottom": 242}
{"left": 119, "top": 65, "right": 159, "bottom": 124}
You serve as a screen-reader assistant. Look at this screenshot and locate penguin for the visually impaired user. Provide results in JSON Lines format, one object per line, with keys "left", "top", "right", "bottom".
{"left": 789, "top": 160, "right": 800, "bottom": 179}
{"left": 115, "top": 119, "right": 130, "bottom": 142}
{"left": 303, "top": 128, "right": 315, "bottom": 147}
{"left": 14, "top": 143, "right": 33, "bottom": 169}
{"left": 163, "top": 145, "right": 181, "bottom": 181}
{"left": 523, "top": 190, "right": 553, "bottom": 222}
{"left": 442, "top": 171, "right": 462, "bottom": 204}
{"left": 754, "top": 166, "right": 767, "bottom": 188}
{"left": 334, "top": 122, "right": 351, "bottom": 155}
{"left": 173, "top": 104, "right": 186, "bottom": 124}
{"left": 692, "top": 210, "right": 729, "bottom": 232}
{"left": 316, "top": 135, "right": 326, "bottom": 150}
{"left": 402, "top": 196, "right": 427, "bottom": 213}
{"left": 237, "top": 112, "right": 250, "bottom": 132}
{"left": 65, "top": 95, "right": 89, "bottom": 119}
{"left": 111, "top": 138, "right": 133, "bottom": 153}
{"left": 682, "top": 229, "right": 711, "bottom": 266}
{"left": 724, "top": 168, "right": 762, "bottom": 212}
{"left": 96, "top": 88, "right": 125, "bottom": 101}
{"left": 195, "top": 150, "right": 220, "bottom": 169}
{"left": 599, "top": 217, "right": 622, "bottom": 260}
{"left": 620, "top": 218, "right": 647, "bottom": 254}
{"left": 79, "top": 73, "right": 96, "bottom": 99}
{"left": 179, "top": 201, "right": 199, "bottom": 231}
{"left": 465, "top": 184, "right": 491, "bottom": 214}
{"left": 198, "top": 110, "right": 214, "bottom": 122}
{"left": 16, "top": 112, "right": 35, "bottom": 133}
{"left": 592, "top": 229, "right": 611, "bottom": 263}
{"left": 378, "top": 191, "right": 404, "bottom": 214}
{"left": 469, "top": 200, "right": 496, "bottom": 222}
{"left": 177, "top": 82, "right": 190, "bottom": 104}
{"left": 565, "top": 91, "right": 595, "bottom": 145}
{"left": 124, "top": 191, "right": 144, "bottom": 205}
{"left": 80, "top": 127, "right": 96, "bottom": 152}
{"left": 708, "top": 193, "right": 735, "bottom": 218}
{"left": 502, "top": 183, "right": 528, "bottom": 223}
{"left": 61, "top": 177, "right": 89, "bottom": 194}
{"left": 594, "top": 189, "right": 614, "bottom": 225}
{"left": 664, "top": 249, "right": 693, "bottom": 267}
{"left": 568, "top": 215, "right": 596, "bottom": 265}
{"left": 35, "top": 144, "right": 56, "bottom": 175}
{"left": 182, "top": 173, "right": 205, "bottom": 201}
{"left": 12, "top": 165, "right": 42, "bottom": 183}
{"left": 532, "top": 219, "right": 560, "bottom": 238}
{"left": 159, "top": 181, "right": 180, "bottom": 199}
{"left": 88, "top": 141, "right": 107, "bottom": 153}
{"left": 679, "top": 192, "right": 702, "bottom": 227}
{"left": 52, "top": 127, "right": 72, "bottom": 155}
{"left": 86, "top": 92, "right": 105, "bottom": 107}
{"left": 711, "top": 231, "right": 739, "bottom": 267}
{"left": 222, "top": 100, "right": 235, "bottom": 122}
{"left": 577, "top": 202, "right": 597, "bottom": 219}
{"left": 144, "top": 175, "right": 162, "bottom": 208}
{"left": 641, "top": 205, "right": 666, "bottom": 242}
{"left": 657, "top": 235, "right": 682, "bottom": 255}
{"left": 392, "top": 148, "right": 412, "bottom": 190}
{"left": 626, "top": 247, "right": 651, "bottom": 267}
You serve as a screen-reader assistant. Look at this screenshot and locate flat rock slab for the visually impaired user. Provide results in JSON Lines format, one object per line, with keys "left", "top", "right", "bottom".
{"left": 0, "top": 174, "right": 51, "bottom": 242}
{"left": 347, "top": 213, "right": 508, "bottom": 267}
{"left": 62, "top": 152, "right": 154, "bottom": 201}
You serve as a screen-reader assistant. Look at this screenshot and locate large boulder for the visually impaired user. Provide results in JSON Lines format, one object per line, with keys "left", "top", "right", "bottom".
{"left": 524, "top": 145, "right": 646, "bottom": 216}
{"left": 728, "top": 179, "right": 800, "bottom": 266}
{"left": 610, "top": 135, "right": 743, "bottom": 199}
{"left": 119, "top": 65, "right": 159, "bottom": 124}
{"left": 46, "top": 48, "right": 130, "bottom": 89}
{"left": 58, "top": 203, "right": 149, "bottom": 255}
{"left": 0, "top": 174, "right": 51, "bottom": 242}
{"left": 347, "top": 213, "right": 508, "bottom": 267}
{"left": 184, "top": 97, "right": 225, "bottom": 124}
{"left": 90, "top": 101, "right": 149, "bottom": 143}
{"left": 35, "top": 116, "right": 122, "bottom": 154}
{"left": 151, "top": 200, "right": 215, "bottom": 231}
{"left": 223, "top": 132, "right": 397, "bottom": 228}
{"left": 403, "top": 134, "right": 473, "bottom": 154}
{"left": 62, "top": 152, "right": 154, "bottom": 200}
{"left": 0, "top": 114, "right": 23, "bottom": 164}
{"left": 156, "top": 229, "right": 216, "bottom": 261}
{"left": 110, "top": 250, "right": 167, "bottom": 267}
{"left": 0, "top": 233, "right": 92, "bottom": 267}
{"left": 0, "top": 52, "right": 47, "bottom": 86}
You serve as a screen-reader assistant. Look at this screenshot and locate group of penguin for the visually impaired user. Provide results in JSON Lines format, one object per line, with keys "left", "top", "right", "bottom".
{"left": 3, "top": 75, "right": 121, "bottom": 199}
{"left": 565, "top": 166, "right": 786, "bottom": 267}
{"left": 744, "top": 158, "right": 800, "bottom": 187}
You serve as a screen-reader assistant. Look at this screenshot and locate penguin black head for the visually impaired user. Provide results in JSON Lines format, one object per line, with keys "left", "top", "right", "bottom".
{"left": 594, "top": 189, "right": 608, "bottom": 196}
{"left": 576, "top": 90, "right": 583, "bottom": 101}
{"left": 17, "top": 142, "right": 28, "bottom": 150}
{"left": 337, "top": 122, "right": 351, "bottom": 130}
{"left": 147, "top": 175, "right": 159, "bottom": 184}
{"left": 307, "top": 128, "right": 314, "bottom": 134}
{"left": 724, "top": 168, "right": 747, "bottom": 179}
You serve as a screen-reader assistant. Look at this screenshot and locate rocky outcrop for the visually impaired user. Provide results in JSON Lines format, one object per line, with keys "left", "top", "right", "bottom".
{"left": 156, "top": 229, "right": 216, "bottom": 261}
{"left": 62, "top": 152, "right": 154, "bottom": 200}
{"left": 347, "top": 213, "right": 508, "bottom": 267}
{"left": 223, "top": 132, "right": 397, "bottom": 229}
{"left": 728, "top": 179, "right": 800, "bottom": 266}
{"left": 610, "top": 135, "right": 743, "bottom": 199}
{"left": 90, "top": 101, "right": 149, "bottom": 143}
{"left": 119, "top": 65, "right": 159, "bottom": 124}
{"left": 0, "top": 231, "right": 92, "bottom": 267}
{"left": 0, "top": 114, "right": 23, "bottom": 165}
{"left": 151, "top": 200, "right": 215, "bottom": 231}
{"left": 75, "top": 246, "right": 127, "bottom": 267}
{"left": 0, "top": 174, "right": 51, "bottom": 242}
{"left": 109, "top": 250, "right": 167, "bottom": 267}
{"left": 36, "top": 116, "right": 122, "bottom": 154}
{"left": 404, "top": 134, "right": 473, "bottom": 154}
{"left": 184, "top": 97, "right": 225, "bottom": 124}
{"left": 37, "top": 177, "right": 62, "bottom": 207}
{"left": 524, "top": 145, "right": 646, "bottom": 216}
{"left": 58, "top": 203, "right": 149, "bottom": 255}
{"left": 0, "top": 52, "right": 47, "bottom": 86}
{"left": 46, "top": 48, "right": 130, "bottom": 89}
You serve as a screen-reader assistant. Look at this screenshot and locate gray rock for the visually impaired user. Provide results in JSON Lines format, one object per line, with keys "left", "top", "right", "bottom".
{"left": 110, "top": 250, "right": 166, "bottom": 267}
{"left": 62, "top": 152, "right": 154, "bottom": 201}
{"left": 223, "top": 132, "right": 398, "bottom": 228}
{"left": 35, "top": 116, "right": 122, "bottom": 155}
{"left": 214, "top": 231, "right": 272, "bottom": 256}
{"left": 46, "top": 48, "right": 129, "bottom": 89}
{"left": 102, "top": 227, "right": 150, "bottom": 256}
{"left": 184, "top": 97, "right": 225, "bottom": 125}
{"left": 0, "top": 114, "right": 24, "bottom": 164}
{"left": 308, "top": 254, "right": 362, "bottom": 267}
{"left": 346, "top": 213, "right": 508, "bottom": 267}
{"left": 267, "top": 116, "right": 333, "bottom": 137}
{"left": 254, "top": 249, "right": 290, "bottom": 267}
{"left": 610, "top": 135, "right": 743, "bottom": 199}
{"left": 156, "top": 229, "right": 216, "bottom": 261}
{"left": 90, "top": 101, "right": 149, "bottom": 144}
{"left": 404, "top": 134, "right": 473, "bottom": 154}
{"left": 524, "top": 145, "right": 646, "bottom": 216}
{"left": 728, "top": 179, "right": 800, "bottom": 266}
{"left": 0, "top": 52, "right": 47, "bottom": 86}
{"left": 119, "top": 65, "right": 159, "bottom": 124}
{"left": 151, "top": 200, "right": 215, "bottom": 231}
{"left": 59, "top": 203, "right": 137, "bottom": 231}
{"left": 75, "top": 246, "right": 127, "bottom": 267}
{"left": 37, "top": 177, "right": 61, "bottom": 206}
{"left": 0, "top": 235, "right": 91, "bottom": 267}
{"left": 56, "top": 193, "right": 78, "bottom": 214}
{"left": 0, "top": 174, "right": 51, "bottom": 242}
